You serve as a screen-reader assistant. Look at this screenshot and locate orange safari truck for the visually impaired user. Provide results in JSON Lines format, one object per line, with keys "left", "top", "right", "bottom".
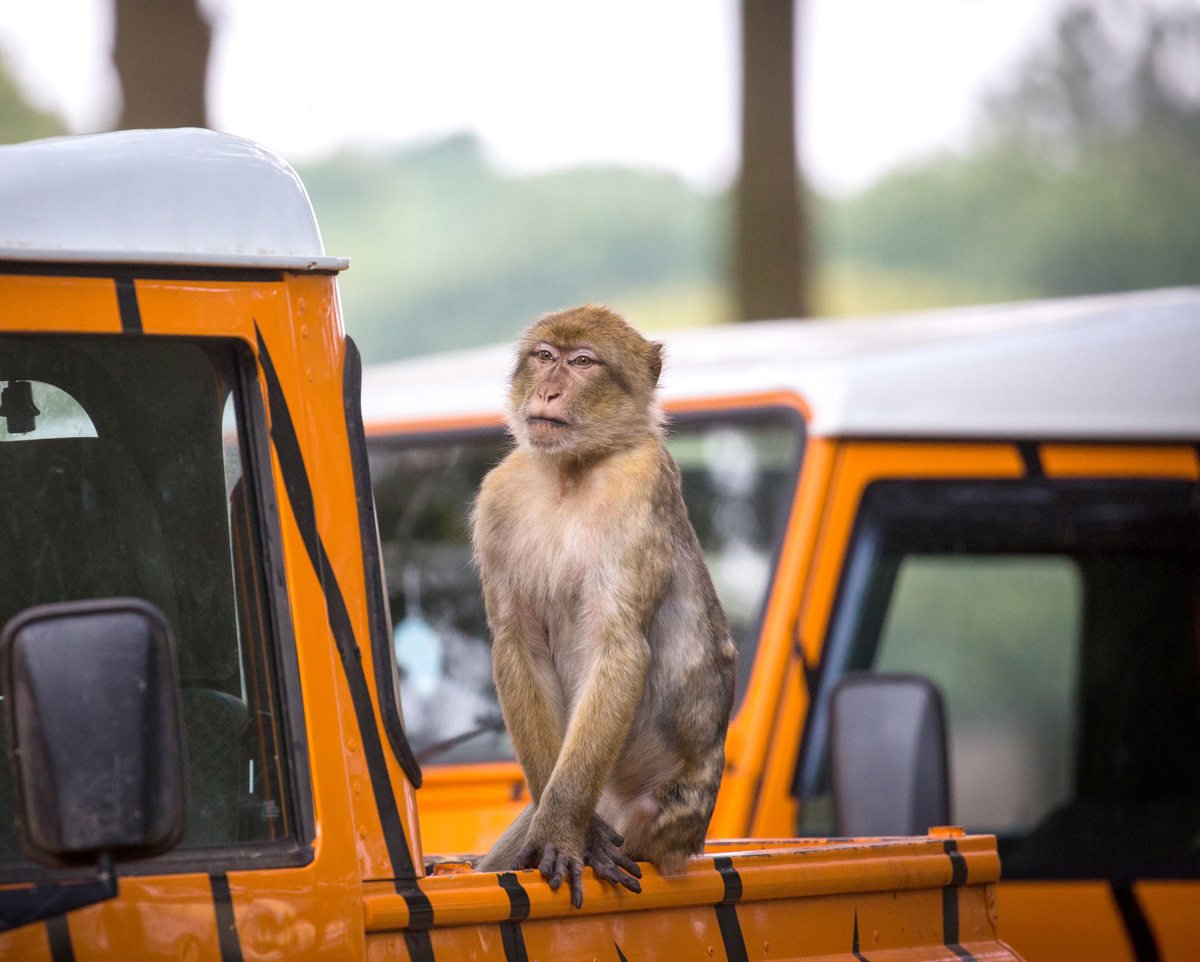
{"left": 363, "top": 288, "right": 1200, "bottom": 962}
{"left": 0, "top": 128, "right": 1022, "bottom": 961}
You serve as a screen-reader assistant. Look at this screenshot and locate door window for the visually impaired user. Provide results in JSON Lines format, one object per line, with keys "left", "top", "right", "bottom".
{"left": 0, "top": 335, "right": 298, "bottom": 863}
{"left": 800, "top": 479, "right": 1200, "bottom": 879}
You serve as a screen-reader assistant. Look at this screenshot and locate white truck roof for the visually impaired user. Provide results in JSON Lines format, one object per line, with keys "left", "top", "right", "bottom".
{"left": 0, "top": 128, "right": 346, "bottom": 272}
{"left": 362, "top": 288, "right": 1200, "bottom": 441}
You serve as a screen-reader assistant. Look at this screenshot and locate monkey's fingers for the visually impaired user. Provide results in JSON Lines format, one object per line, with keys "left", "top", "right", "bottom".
{"left": 610, "top": 848, "right": 643, "bottom": 880}
{"left": 589, "top": 857, "right": 643, "bottom": 894}
{"left": 539, "top": 844, "right": 564, "bottom": 891}
{"left": 568, "top": 859, "right": 584, "bottom": 909}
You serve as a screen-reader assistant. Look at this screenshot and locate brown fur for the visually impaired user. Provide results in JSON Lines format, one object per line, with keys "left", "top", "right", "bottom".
{"left": 472, "top": 305, "right": 736, "bottom": 905}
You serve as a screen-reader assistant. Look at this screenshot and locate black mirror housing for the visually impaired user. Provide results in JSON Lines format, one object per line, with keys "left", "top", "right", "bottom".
{"left": 829, "top": 673, "right": 950, "bottom": 837}
{"left": 1, "top": 598, "right": 186, "bottom": 866}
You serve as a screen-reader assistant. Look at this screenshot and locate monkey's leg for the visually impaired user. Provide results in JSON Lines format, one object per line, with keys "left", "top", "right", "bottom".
{"left": 485, "top": 588, "right": 565, "bottom": 803}
{"left": 620, "top": 744, "right": 725, "bottom": 876}
{"left": 476, "top": 804, "right": 535, "bottom": 872}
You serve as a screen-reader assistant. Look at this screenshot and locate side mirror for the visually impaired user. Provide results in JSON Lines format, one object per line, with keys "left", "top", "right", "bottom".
{"left": 829, "top": 673, "right": 950, "bottom": 837}
{"left": 0, "top": 598, "right": 186, "bottom": 931}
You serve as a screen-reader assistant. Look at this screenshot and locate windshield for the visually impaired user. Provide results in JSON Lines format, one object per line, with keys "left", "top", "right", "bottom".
{"left": 369, "top": 408, "right": 803, "bottom": 765}
{"left": 0, "top": 334, "right": 295, "bottom": 863}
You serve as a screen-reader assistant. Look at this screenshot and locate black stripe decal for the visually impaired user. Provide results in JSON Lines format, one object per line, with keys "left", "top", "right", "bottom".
{"left": 255, "top": 327, "right": 431, "bottom": 924}
{"left": 615, "top": 943, "right": 631, "bottom": 962}
{"left": 1016, "top": 441, "right": 1043, "bottom": 477}
{"left": 713, "top": 857, "right": 749, "bottom": 962}
{"left": 941, "top": 841, "right": 976, "bottom": 962}
{"left": 210, "top": 873, "right": 244, "bottom": 962}
{"left": 1112, "top": 884, "right": 1161, "bottom": 962}
{"left": 498, "top": 873, "right": 531, "bottom": 962}
{"left": 44, "top": 916, "right": 74, "bottom": 962}
{"left": 114, "top": 274, "right": 142, "bottom": 333}
{"left": 498, "top": 873, "right": 531, "bottom": 922}
{"left": 403, "top": 930, "right": 436, "bottom": 962}
{"left": 851, "top": 909, "right": 870, "bottom": 961}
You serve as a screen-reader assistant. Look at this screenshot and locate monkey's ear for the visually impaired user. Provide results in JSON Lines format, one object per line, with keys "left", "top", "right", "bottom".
{"left": 648, "top": 341, "right": 664, "bottom": 386}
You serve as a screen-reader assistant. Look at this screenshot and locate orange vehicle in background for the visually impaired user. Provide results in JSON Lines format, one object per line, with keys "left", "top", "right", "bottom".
{"left": 0, "top": 129, "right": 1024, "bottom": 961}
{"left": 363, "top": 289, "right": 1200, "bottom": 962}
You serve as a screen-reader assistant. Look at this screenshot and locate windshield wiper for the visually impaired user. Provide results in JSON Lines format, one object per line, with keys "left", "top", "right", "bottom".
{"left": 415, "top": 714, "right": 506, "bottom": 764}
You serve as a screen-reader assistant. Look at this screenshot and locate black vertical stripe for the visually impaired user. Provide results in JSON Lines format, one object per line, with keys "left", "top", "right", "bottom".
{"left": 943, "top": 840, "right": 968, "bottom": 886}
{"left": 499, "top": 922, "right": 529, "bottom": 962}
{"left": 114, "top": 274, "right": 143, "bottom": 333}
{"left": 1017, "top": 441, "right": 1043, "bottom": 477}
{"left": 210, "top": 873, "right": 244, "bottom": 962}
{"left": 712, "top": 857, "right": 749, "bottom": 962}
{"left": 941, "top": 841, "right": 976, "bottom": 962}
{"left": 497, "top": 873, "right": 531, "bottom": 962}
{"left": 851, "top": 909, "right": 870, "bottom": 961}
{"left": 255, "top": 328, "right": 431, "bottom": 923}
{"left": 498, "top": 873, "right": 531, "bottom": 921}
{"left": 44, "top": 916, "right": 74, "bottom": 962}
{"left": 403, "top": 930, "right": 436, "bottom": 962}
{"left": 614, "top": 943, "right": 632, "bottom": 962}
{"left": 1112, "top": 884, "right": 1161, "bottom": 962}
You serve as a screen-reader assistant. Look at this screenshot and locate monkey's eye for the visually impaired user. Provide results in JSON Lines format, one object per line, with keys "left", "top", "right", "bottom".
{"left": 569, "top": 354, "right": 597, "bottom": 368}
{"left": 533, "top": 349, "right": 555, "bottom": 362}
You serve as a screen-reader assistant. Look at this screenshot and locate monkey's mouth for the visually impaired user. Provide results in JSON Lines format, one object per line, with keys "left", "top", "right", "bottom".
{"left": 527, "top": 415, "right": 569, "bottom": 428}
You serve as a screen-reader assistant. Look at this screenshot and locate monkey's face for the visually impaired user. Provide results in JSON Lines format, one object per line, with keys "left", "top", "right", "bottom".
{"left": 507, "top": 306, "right": 663, "bottom": 458}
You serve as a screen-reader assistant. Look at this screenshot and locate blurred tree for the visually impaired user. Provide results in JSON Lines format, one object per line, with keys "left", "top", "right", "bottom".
{"left": 113, "top": 0, "right": 211, "bottom": 128}
{"left": 823, "top": 0, "right": 1200, "bottom": 306}
{"left": 736, "top": 0, "right": 809, "bottom": 321}
{"left": 0, "top": 56, "right": 67, "bottom": 143}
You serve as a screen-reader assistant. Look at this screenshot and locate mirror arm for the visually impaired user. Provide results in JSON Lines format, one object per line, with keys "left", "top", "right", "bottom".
{"left": 0, "top": 854, "right": 116, "bottom": 934}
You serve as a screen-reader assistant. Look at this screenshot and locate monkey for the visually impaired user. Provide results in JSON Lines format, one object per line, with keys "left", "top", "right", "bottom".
{"left": 471, "top": 304, "right": 736, "bottom": 908}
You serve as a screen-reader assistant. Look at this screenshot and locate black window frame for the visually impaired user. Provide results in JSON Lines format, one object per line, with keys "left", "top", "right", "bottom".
{"left": 0, "top": 332, "right": 315, "bottom": 881}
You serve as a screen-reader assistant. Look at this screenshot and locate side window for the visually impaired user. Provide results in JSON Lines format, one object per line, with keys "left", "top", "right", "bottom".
{"left": 801, "top": 480, "right": 1200, "bottom": 880}
{"left": 0, "top": 335, "right": 298, "bottom": 863}
{"left": 874, "top": 556, "right": 1082, "bottom": 834}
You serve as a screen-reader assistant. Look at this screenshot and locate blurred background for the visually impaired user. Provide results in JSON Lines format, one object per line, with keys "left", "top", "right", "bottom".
{"left": 1, "top": 0, "right": 1198, "bottom": 363}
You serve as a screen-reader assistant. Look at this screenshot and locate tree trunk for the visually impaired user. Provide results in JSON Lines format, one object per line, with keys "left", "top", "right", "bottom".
{"left": 736, "top": 0, "right": 809, "bottom": 321}
{"left": 113, "top": 0, "right": 212, "bottom": 130}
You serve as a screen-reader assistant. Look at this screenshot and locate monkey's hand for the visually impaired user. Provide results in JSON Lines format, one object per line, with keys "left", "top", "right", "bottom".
{"left": 584, "top": 815, "right": 642, "bottom": 895}
{"left": 514, "top": 814, "right": 588, "bottom": 908}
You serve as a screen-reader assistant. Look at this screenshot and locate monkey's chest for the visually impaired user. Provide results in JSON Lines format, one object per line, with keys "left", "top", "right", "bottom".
{"left": 499, "top": 509, "right": 610, "bottom": 603}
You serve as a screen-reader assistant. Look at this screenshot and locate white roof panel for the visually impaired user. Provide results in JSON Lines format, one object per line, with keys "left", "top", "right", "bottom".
{"left": 0, "top": 128, "right": 347, "bottom": 271}
{"left": 362, "top": 288, "right": 1200, "bottom": 441}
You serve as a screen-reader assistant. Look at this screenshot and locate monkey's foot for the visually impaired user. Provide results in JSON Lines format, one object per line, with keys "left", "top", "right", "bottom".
{"left": 514, "top": 838, "right": 586, "bottom": 909}
{"left": 584, "top": 816, "right": 642, "bottom": 896}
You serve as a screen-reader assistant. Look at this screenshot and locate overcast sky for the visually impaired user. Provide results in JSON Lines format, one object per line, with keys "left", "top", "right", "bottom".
{"left": 1, "top": 0, "right": 1077, "bottom": 193}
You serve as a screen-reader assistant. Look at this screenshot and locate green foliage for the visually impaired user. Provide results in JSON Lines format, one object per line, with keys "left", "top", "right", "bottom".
{"left": 821, "top": 0, "right": 1200, "bottom": 305}
{"left": 0, "top": 54, "right": 67, "bottom": 144}
{"left": 300, "top": 135, "right": 731, "bottom": 363}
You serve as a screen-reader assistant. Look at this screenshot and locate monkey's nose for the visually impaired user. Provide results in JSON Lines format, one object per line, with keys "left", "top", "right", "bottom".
{"left": 540, "top": 388, "right": 561, "bottom": 403}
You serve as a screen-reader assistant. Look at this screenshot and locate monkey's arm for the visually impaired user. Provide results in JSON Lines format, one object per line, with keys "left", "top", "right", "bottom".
{"left": 519, "top": 596, "right": 655, "bottom": 906}
{"left": 482, "top": 583, "right": 563, "bottom": 801}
